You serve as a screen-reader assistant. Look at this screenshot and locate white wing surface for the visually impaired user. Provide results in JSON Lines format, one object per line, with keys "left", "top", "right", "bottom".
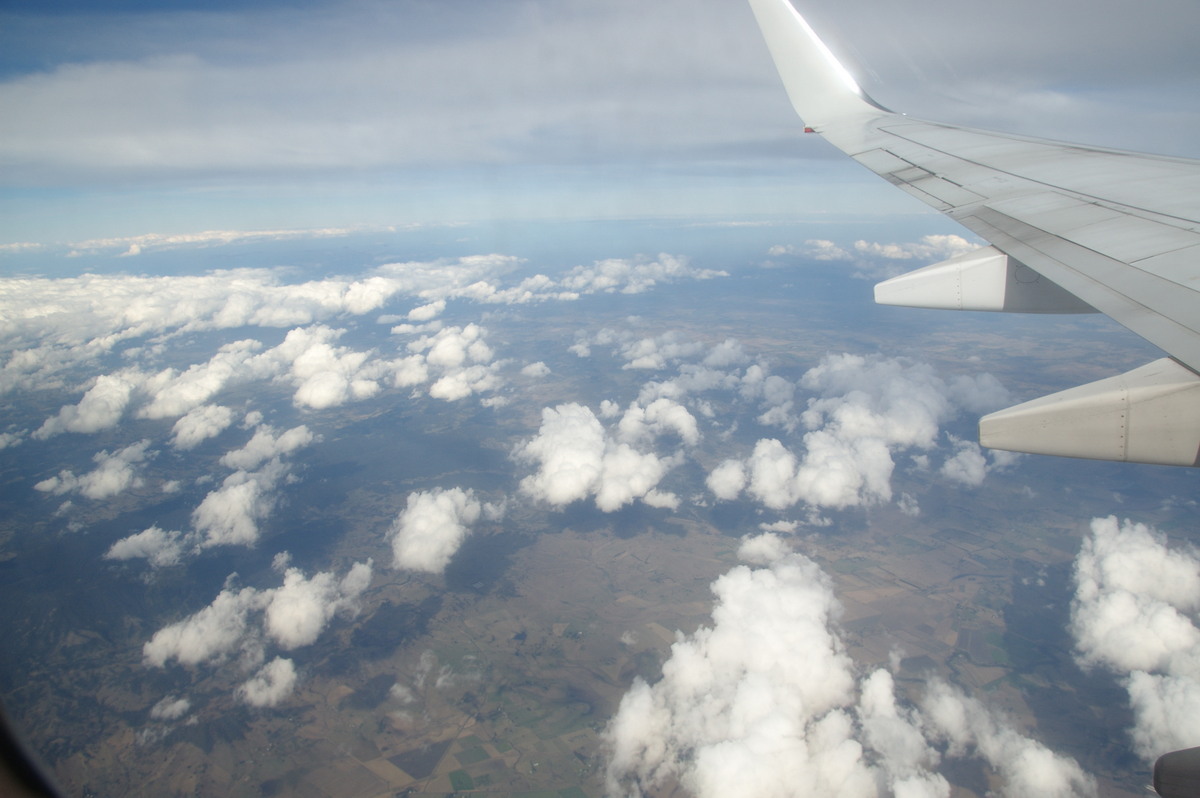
{"left": 748, "top": 0, "right": 1200, "bottom": 466}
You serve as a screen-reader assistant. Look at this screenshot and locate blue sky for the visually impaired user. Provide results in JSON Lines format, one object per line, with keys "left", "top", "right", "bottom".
{"left": 3, "top": 0, "right": 1200, "bottom": 245}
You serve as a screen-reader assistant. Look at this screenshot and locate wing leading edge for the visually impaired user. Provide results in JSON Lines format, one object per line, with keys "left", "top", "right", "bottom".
{"left": 748, "top": 0, "right": 1200, "bottom": 467}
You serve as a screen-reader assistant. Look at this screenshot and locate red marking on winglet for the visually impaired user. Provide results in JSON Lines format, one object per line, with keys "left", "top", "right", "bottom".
{"left": 804, "top": 126, "right": 816, "bottom": 133}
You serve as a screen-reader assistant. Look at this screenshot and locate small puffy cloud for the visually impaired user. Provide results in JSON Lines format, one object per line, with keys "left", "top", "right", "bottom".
{"left": 921, "top": 681, "right": 1095, "bottom": 797}
{"left": 940, "top": 438, "right": 1018, "bottom": 488}
{"left": 767, "top": 240, "right": 853, "bottom": 261}
{"left": 405, "top": 324, "right": 502, "bottom": 402}
{"left": 428, "top": 364, "right": 502, "bottom": 402}
{"left": 853, "top": 234, "right": 977, "bottom": 262}
{"left": 516, "top": 404, "right": 606, "bottom": 507}
{"left": 641, "top": 489, "right": 680, "bottom": 510}
{"left": 616, "top": 398, "right": 699, "bottom": 447}
{"left": 143, "top": 586, "right": 261, "bottom": 668}
{"left": 858, "top": 669, "right": 949, "bottom": 798}
{"left": 520, "top": 361, "right": 551, "bottom": 378}
{"left": 264, "top": 561, "right": 373, "bottom": 648}
{"left": 410, "top": 323, "right": 492, "bottom": 369}
{"left": 407, "top": 299, "right": 446, "bottom": 322}
{"left": 138, "top": 340, "right": 262, "bottom": 420}
{"left": 35, "top": 439, "right": 152, "bottom": 500}
{"left": 1072, "top": 517, "right": 1200, "bottom": 673}
{"left": 736, "top": 531, "right": 791, "bottom": 565}
{"left": 388, "top": 488, "right": 483, "bottom": 574}
{"left": 263, "top": 325, "right": 386, "bottom": 410}
{"left": 701, "top": 338, "right": 748, "bottom": 368}
{"left": 190, "top": 459, "right": 288, "bottom": 549}
{"left": 144, "top": 559, "right": 370, "bottom": 695}
{"left": 940, "top": 438, "right": 989, "bottom": 487}
{"left": 559, "top": 253, "right": 726, "bottom": 295}
{"left": 219, "top": 424, "right": 315, "bottom": 471}
{"left": 515, "top": 402, "right": 684, "bottom": 513}
{"left": 1070, "top": 516, "right": 1200, "bottom": 758}
{"left": 594, "top": 445, "right": 671, "bottom": 512}
{"left": 35, "top": 370, "right": 144, "bottom": 438}
{"left": 237, "top": 657, "right": 297, "bottom": 708}
{"left": 706, "top": 458, "right": 746, "bottom": 501}
{"left": 637, "top": 363, "right": 742, "bottom": 406}
{"left": 619, "top": 331, "right": 705, "bottom": 370}
{"left": 105, "top": 526, "right": 186, "bottom": 568}
{"left": 149, "top": 695, "right": 191, "bottom": 722}
{"left": 171, "top": 404, "right": 234, "bottom": 450}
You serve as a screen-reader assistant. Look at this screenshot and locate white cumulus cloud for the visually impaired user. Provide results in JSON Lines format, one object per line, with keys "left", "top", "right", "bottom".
{"left": 710, "top": 354, "right": 1009, "bottom": 511}
{"left": 35, "top": 370, "right": 144, "bottom": 438}
{"left": 515, "top": 402, "right": 686, "bottom": 513}
{"left": 144, "top": 558, "right": 371, "bottom": 709}
{"left": 237, "top": 657, "right": 298, "bottom": 708}
{"left": 219, "top": 424, "right": 315, "bottom": 471}
{"left": 170, "top": 404, "right": 235, "bottom": 450}
{"left": 605, "top": 534, "right": 1090, "bottom": 798}
{"left": 105, "top": 526, "right": 186, "bottom": 568}
{"left": 35, "top": 439, "right": 152, "bottom": 500}
{"left": 1070, "top": 516, "right": 1200, "bottom": 759}
{"left": 388, "top": 487, "right": 484, "bottom": 574}
{"left": 190, "top": 459, "right": 289, "bottom": 549}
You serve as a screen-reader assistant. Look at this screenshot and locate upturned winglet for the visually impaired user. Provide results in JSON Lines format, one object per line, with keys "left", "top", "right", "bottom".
{"left": 746, "top": 0, "right": 888, "bottom": 129}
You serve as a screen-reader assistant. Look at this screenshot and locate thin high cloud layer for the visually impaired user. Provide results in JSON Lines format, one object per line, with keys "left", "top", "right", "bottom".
{"left": 708, "top": 354, "right": 1010, "bottom": 511}
{"left": 0, "top": 0, "right": 792, "bottom": 188}
{"left": 4, "top": 0, "right": 1197, "bottom": 194}
{"left": 143, "top": 559, "right": 372, "bottom": 707}
{"left": 605, "top": 534, "right": 1094, "bottom": 798}
{"left": 1070, "top": 516, "right": 1200, "bottom": 759}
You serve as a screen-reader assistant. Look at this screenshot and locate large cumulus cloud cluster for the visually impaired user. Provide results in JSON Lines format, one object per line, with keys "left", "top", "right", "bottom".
{"left": 605, "top": 534, "right": 1095, "bottom": 798}
{"left": 707, "top": 353, "right": 1011, "bottom": 511}
{"left": 1070, "top": 516, "right": 1200, "bottom": 759}
{"left": 143, "top": 558, "right": 372, "bottom": 707}
{"left": 550, "top": 333, "right": 1016, "bottom": 521}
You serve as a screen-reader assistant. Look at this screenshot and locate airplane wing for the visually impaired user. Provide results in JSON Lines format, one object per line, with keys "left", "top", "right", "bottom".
{"left": 747, "top": 0, "right": 1200, "bottom": 467}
